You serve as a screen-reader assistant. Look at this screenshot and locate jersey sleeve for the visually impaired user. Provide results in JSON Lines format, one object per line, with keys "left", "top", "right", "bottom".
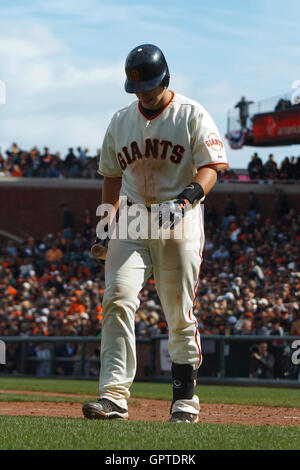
{"left": 98, "top": 118, "right": 123, "bottom": 177}
{"left": 189, "top": 107, "right": 228, "bottom": 172}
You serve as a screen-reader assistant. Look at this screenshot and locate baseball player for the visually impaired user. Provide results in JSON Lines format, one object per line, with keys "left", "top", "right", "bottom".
{"left": 83, "top": 44, "right": 228, "bottom": 423}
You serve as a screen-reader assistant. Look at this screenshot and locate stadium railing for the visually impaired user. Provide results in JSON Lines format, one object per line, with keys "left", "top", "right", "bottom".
{"left": 0, "top": 335, "right": 299, "bottom": 388}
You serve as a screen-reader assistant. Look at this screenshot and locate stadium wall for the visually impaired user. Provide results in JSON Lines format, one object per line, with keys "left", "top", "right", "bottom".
{"left": 0, "top": 178, "right": 299, "bottom": 240}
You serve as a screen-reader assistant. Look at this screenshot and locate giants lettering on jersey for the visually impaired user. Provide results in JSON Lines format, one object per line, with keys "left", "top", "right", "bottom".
{"left": 117, "top": 138, "right": 185, "bottom": 170}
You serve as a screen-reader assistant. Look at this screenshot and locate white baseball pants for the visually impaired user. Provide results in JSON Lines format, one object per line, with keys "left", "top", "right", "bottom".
{"left": 99, "top": 203, "right": 204, "bottom": 415}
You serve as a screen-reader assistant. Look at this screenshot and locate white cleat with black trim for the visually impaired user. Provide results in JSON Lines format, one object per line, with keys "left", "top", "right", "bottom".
{"left": 168, "top": 412, "right": 199, "bottom": 423}
{"left": 82, "top": 398, "right": 128, "bottom": 420}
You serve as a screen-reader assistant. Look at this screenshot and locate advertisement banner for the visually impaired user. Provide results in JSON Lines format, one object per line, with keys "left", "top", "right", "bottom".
{"left": 253, "top": 107, "right": 300, "bottom": 145}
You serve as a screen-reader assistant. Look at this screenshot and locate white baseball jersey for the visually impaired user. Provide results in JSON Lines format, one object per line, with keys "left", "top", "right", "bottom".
{"left": 99, "top": 92, "right": 228, "bottom": 205}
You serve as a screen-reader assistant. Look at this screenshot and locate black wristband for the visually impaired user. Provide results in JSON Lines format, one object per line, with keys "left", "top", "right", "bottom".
{"left": 177, "top": 182, "right": 204, "bottom": 204}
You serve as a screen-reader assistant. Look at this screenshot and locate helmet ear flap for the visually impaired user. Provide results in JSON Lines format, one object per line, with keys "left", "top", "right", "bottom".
{"left": 161, "top": 74, "right": 170, "bottom": 89}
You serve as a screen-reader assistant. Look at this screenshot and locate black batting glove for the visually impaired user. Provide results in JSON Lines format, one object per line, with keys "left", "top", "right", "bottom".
{"left": 158, "top": 182, "right": 204, "bottom": 230}
{"left": 158, "top": 198, "right": 192, "bottom": 230}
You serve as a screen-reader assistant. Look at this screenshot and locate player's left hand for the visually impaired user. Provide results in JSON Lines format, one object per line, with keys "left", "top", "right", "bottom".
{"left": 157, "top": 198, "right": 192, "bottom": 230}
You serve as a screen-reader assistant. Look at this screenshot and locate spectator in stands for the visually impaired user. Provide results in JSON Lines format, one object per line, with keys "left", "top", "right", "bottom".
{"left": 83, "top": 208, "right": 92, "bottom": 237}
{"left": 249, "top": 342, "right": 275, "bottom": 379}
{"left": 295, "top": 157, "right": 300, "bottom": 179}
{"left": 3, "top": 341, "right": 20, "bottom": 373}
{"left": 235, "top": 96, "right": 254, "bottom": 128}
{"left": 6, "top": 142, "right": 20, "bottom": 160}
{"left": 219, "top": 169, "right": 237, "bottom": 181}
{"left": 279, "top": 157, "right": 291, "bottom": 179}
{"left": 60, "top": 204, "right": 75, "bottom": 239}
{"left": 45, "top": 153, "right": 62, "bottom": 178}
{"left": 56, "top": 340, "right": 78, "bottom": 375}
{"left": 39, "top": 147, "right": 52, "bottom": 177}
{"left": 67, "top": 148, "right": 83, "bottom": 178}
{"left": 135, "top": 312, "right": 148, "bottom": 338}
{"left": 247, "top": 259, "right": 264, "bottom": 288}
{"left": 10, "top": 164, "right": 22, "bottom": 177}
{"left": 251, "top": 317, "right": 270, "bottom": 336}
{"left": 275, "top": 99, "right": 284, "bottom": 111}
{"left": 212, "top": 245, "right": 230, "bottom": 260}
{"left": 248, "top": 192, "right": 260, "bottom": 223}
{"left": 275, "top": 98, "right": 292, "bottom": 111}
{"left": 263, "top": 154, "right": 278, "bottom": 179}
{"left": 289, "top": 156, "right": 297, "bottom": 178}
{"left": 6, "top": 240, "right": 17, "bottom": 257}
{"left": 291, "top": 310, "right": 300, "bottom": 336}
{"left": 269, "top": 319, "right": 285, "bottom": 378}
{"left": 234, "top": 312, "right": 253, "bottom": 335}
{"left": 221, "top": 195, "right": 237, "bottom": 229}
{"left": 275, "top": 189, "right": 289, "bottom": 219}
{"left": 0, "top": 150, "right": 4, "bottom": 175}
{"left": 77, "top": 147, "right": 88, "bottom": 166}
{"left": 45, "top": 244, "right": 63, "bottom": 263}
{"left": 147, "top": 312, "right": 161, "bottom": 338}
{"left": 35, "top": 344, "right": 51, "bottom": 377}
{"left": 247, "top": 153, "right": 263, "bottom": 179}
{"left": 26, "top": 147, "right": 41, "bottom": 177}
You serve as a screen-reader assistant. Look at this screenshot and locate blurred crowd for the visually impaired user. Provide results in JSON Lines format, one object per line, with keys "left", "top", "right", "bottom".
{"left": 218, "top": 152, "right": 300, "bottom": 182}
{"left": 274, "top": 97, "right": 297, "bottom": 111}
{"left": 247, "top": 153, "right": 300, "bottom": 180}
{"left": 0, "top": 143, "right": 102, "bottom": 179}
{"left": 0, "top": 192, "right": 300, "bottom": 379}
{"left": 1, "top": 143, "right": 300, "bottom": 183}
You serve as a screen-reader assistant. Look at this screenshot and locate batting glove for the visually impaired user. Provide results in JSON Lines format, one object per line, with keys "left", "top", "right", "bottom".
{"left": 158, "top": 198, "right": 192, "bottom": 230}
{"left": 157, "top": 182, "right": 204, "bottom": 230}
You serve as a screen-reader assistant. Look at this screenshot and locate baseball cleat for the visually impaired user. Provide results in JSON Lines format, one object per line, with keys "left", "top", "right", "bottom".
{"left": 82, "top": 398, "right": 128, "bottom": 420}
{"left": 168, "top": 412, "right": 199, "bottom": 423}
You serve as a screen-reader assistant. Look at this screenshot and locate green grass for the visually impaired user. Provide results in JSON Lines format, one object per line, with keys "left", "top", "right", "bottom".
{"left": 0, "top": 416, "right": 299, "bottom": 450}
{"left": 0, "top": 393, "right": 90, "bottom": 403}
{"left": 0, "top": 392, "right": 140, "bottom": 406}
{"left": 0, "top": 378, "right": 299, "bottom": 450}
{"left": 0, "top": 378, "right": 300, "bottom": 408}
{"left": 0, "top": 377, "right": 96, "bottom": 395}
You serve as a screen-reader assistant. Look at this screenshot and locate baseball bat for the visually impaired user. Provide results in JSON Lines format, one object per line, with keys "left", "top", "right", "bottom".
{"left": 91, "top": 242, "right": 107, "bottom": 260}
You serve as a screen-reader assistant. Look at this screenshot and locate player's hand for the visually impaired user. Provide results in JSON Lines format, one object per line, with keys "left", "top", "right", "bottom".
{"left": 157, "top": 198, "right": 192, "bottom": 230}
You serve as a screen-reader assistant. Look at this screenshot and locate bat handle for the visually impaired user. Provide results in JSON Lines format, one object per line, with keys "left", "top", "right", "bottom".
{"left": 91, "top": 242, "right": 107, "bottom": 260}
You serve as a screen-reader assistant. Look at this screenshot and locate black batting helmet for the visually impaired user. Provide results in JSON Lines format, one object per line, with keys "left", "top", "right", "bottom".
{"left": 125, "top": 44, "right": 170, "bottom": 94}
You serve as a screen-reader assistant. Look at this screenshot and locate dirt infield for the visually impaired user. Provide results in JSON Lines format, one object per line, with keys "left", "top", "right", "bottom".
{"left": 1, "top": 391, "right": 300, "bottom": 426}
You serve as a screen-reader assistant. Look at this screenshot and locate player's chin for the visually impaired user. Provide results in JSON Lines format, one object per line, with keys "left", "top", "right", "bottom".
{"left": 140, "top": 97, "right": 158, "bottom": 108}
{"left": 141, "top": 100, "right": 154, "bottom": 108}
